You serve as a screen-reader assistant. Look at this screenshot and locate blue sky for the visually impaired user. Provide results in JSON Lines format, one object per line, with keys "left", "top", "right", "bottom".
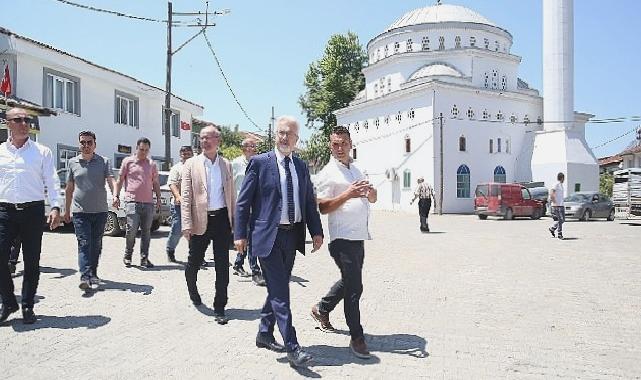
{"left": 1, "top": 0, "right": 639, "bottom": 156}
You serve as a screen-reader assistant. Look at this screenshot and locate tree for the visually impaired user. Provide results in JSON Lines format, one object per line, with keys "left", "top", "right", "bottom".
{"left": 600, "top": 172, "right": 614, "bottom": 197}
{"left": 299, "top": 32, "right": 367, "bottom": 166}
{"left": 218, "top": 125, "right": 244, "bottom": 160}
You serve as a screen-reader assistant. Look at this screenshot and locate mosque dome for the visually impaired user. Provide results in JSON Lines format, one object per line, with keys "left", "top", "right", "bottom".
{"left": 386, "top": 3, "right": 496, "bottom": 32}
{"left": 409, "top": 63, "right": 464, "bottom": 81}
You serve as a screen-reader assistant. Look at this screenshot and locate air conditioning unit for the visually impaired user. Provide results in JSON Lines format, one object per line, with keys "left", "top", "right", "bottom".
{"left": 385, "top": 167, "right": 398, "bottom": 181}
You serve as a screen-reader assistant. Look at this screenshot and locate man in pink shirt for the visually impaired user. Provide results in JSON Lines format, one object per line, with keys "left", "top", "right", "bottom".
{"left": 113, "top": 137, "right": 162, "bottom": 268}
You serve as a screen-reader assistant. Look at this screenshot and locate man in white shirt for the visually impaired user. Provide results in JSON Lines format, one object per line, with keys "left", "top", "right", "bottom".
{"left": 0, "top": 107, "right": 61, "bottom": 325}
{"left": 165, "top": 145, "right": 193, "bottom": 262}
{"left": 311, "top": 126, "right": 377, "bottom": 359}
{"left": 549, "top": 172, "right": 566, "bottom": 240}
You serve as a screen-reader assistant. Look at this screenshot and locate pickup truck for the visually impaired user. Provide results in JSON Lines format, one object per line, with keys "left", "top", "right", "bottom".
{"left": 612, "top": 168, "right": 641, "bottom": 217}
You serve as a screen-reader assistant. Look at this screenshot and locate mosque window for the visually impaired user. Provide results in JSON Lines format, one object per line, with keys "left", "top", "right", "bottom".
{"left": 484, "top": 72, "right": 489, "bottom": 88}
{"left": 492, "top": 70, "right": 499, "bottom": 89}
{"left": 456, "top": 165, "right": 471, "bottom": 198}
{"left": 373, "top": 84, "right": 378, "bottom": 97}
{"left": 364, "top": 120, "right": 369, "bottom": 130}
{"left": 497, "top": 138, "right": 502, "bottom": 153}
{"left": 451, "top": 105, "right": 459, "bottom": 117}
{"left": 494, "top": 166, "right": 506, "bottom": 183}
{"left": 439, "top": 36, "right": 445, "bottom": 50}
{"left": 510, "top": 114, "right": 517, "bottom": 123}
{"left": 406, "top": 38, "right": 413, "bottom": 52}
{"left": 387, "top": 77, "right": 392, "bottom": 93}
{"left": 483, "top": 109, "right": 489, "bottom": 120}
{"left": 396, "top": 111, "right": 402, "bottom": 123}
{"left": 501, "top": 75, "right": 507, "bottom": 90}
{"left": 403, "top": 169, "right": 411, "bottom": 188}
{"left": 379, "top": 77, "right": 384, "bottom": 91}
{"left": 537, "top": 116, "right": 543, "bottom": 125}
{"left": 470, "top": 36, "right": 476, "bottom": 47}
{"left": 421, "top": 36, "right": 430, "bottom": 51}
{"left": 506, "top": 139, "right": 511, "bottom": 153}
{"left": 523, "top": 115, "right": 530, "bottom": 125}
{"left": 384, "top": 44, "right": 389, "bottom": 57}
{"left": 459, "top": 135, "right": 466, "bottom": 152}
{"left": 405, "top": 135, "right": 411, "bottom": 153}
{"left": 375, "top": 118, "right": 380, "bottom": 128}
{"left": 375, "top": 48, "right": 380, "bottom": 62}
{"left": 408, "top": 108, "right": 415, "bottom": 119}
{"left": 455, "top": 36, "right": 461, "bottom": 49}
{"left": 496, "top": 111, "right": 504, "bottom": 121}
{"left": 384, "top": 115, "right": 390, "bottom": 125}
{"left": 394, "top": 42, "right": 400, "bottom": 54}
{"left": 495, "top": 41, "right": 500, "bottom": 51}
{"left": 467, "top": 108, "right": 475, "bottom": 119}
{"left": 489, "top": 139, "right": 494, "bottom": 153}
{"left": 484, "top": 38, "right": 489, "bottom": 49}
{"left": 355, "top": 121, "right": 360, "bottom": 131}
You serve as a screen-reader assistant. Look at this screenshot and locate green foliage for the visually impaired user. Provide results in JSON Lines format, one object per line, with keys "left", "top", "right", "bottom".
{"left": 217, "top": 125, "right": 244, "bottom": 160}
{"left": 600, "top": 172, "right": 614, "bottom": 197}
{"left": 299, "top": 132, "right": 330, "bottom": 171}
{"left": 219, "top": 145, "right": 242, "bottom": 160}
{"left": 298, "top": 32, "right": 366, "bottom": 166}
{"left": 256, "top": 138, "right": 272, "bottom": 155}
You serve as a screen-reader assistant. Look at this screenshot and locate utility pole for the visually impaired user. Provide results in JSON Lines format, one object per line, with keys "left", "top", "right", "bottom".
{"left": 439, "top": 113, "right": 444, "bottom": 215}
{"left": 268, "top": 106, "right": 275, "bottom": 150}
{"left": 163, "top": 1, "right": 227, "bottom": 170}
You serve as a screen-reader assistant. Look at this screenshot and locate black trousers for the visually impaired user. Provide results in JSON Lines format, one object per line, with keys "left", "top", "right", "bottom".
{"left": 185, "top": 213, "right": 231, "bottom": 312}
{"left": 418, "top": 198, "right": 432, "bottom": 230}
{"left": 318, "top": 239, "right": 365, "bottom": 339}
{"left": 0, "top": 202, "right": 45, "bottom": 309}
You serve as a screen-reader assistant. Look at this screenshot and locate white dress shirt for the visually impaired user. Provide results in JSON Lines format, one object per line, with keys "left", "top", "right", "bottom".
{"left": 203, "top": 154, "right": 226, "bottom": 211}
{"left": 551, "top": 182, "right": 565, "bottom": 207}
{"left": 314, "top": 157, "right": 371, "bottom": 242}
{"left": 0, "top": 138, "right": 61, "bottom": 207}
{"left": 274, "top": 148, "right": 301, "bottom": 224}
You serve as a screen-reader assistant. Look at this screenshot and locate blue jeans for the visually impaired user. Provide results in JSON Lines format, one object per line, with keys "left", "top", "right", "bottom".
{"left": 125, "top": 202, "right": 154, "bottom": 258}
{"left": 72, "top": 212, "right": 108, "bottom": 280}
{"left": 551, "top": 206, "right": 565, "bottom": 234}
{"left": 166, "top": 204, "right": 182, "bottom": 253}
{"left": 233, "top": 235, "right": 260, "bottom": 275}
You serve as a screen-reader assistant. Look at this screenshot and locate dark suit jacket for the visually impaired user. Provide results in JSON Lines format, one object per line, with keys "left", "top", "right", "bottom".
{"left": 234, "top": 151, "right": 323, "bottom": 258}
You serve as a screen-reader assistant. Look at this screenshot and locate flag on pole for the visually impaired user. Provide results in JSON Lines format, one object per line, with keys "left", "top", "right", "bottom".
{"left": 0, "top": 65, "right": 11, "bottom": 97}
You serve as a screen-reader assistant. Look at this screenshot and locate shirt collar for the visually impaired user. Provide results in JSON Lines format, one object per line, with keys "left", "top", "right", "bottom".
{"left": 201, "top": 153, "right": 219, "bottom": 166}
{"left": 7, "top": 137, "right": 32, "bottom": 151}
{"left": 274, "top": 148, "right": 293, "bottom": 163}
{"left": 331, "top": 156, "right": 353, "bottom": 169}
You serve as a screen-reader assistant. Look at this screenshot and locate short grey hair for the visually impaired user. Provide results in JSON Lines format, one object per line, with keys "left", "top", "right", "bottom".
{"left": 276, "top": 115, "right": 299, "bottom": 130}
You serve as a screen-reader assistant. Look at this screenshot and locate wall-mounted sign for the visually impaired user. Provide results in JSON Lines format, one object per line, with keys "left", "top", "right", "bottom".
{"left": 180, "top": 121, "right": 191, "bottom": 131}
{"left": 117, "top": 144, "right": 132, "bottom": 154}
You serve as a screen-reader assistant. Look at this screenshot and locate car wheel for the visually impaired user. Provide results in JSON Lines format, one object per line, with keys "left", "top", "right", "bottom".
{"left": 607, "top": 209, "right": 615, "bottom": 221}
{"left": 504, "top": 208, "right": 514, "bottom": 220}
{"left": 531, "top": 208, "right": 542, "bottom": 220}
{"left": 581, "top": 209, "right": 592, "bottom": 221}
{"left": 151, "top": 219, "right": 160, "bottom": 232}
{"left": 478, "top": 214, "right": 488, "bottom": 220}
{"left": 104, "top": 211, "right": 121, "bottom": 236}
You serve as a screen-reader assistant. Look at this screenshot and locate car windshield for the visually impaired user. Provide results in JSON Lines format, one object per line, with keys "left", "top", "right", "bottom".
{"left": 475, "top": 184, "right": 489, "bottom": 197}
{"left": 159, "top": 174, "right": 169, "bottom": 186}
{"left": 564, "top": 194, "right": 590, "bottom": 202}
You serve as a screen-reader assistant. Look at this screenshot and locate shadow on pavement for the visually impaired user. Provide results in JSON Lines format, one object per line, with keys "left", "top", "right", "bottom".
{"left": 290, "top": 275, "right": 309, "bottom": 287}
{"left": 194, "top": 304, "right": 261, "bottom": 321}
{"left": 135, "top": 264, "right": 184, "bottom": 271}
{"left": 11, "top": 314, "right": 111, "bottom": 332}
{"left": 273, "top": 358, "right": 322, "bottom": 378}
{"left": 560, "top": 237, "right": 579, "bottom": 241}
{"left": 40, "top": 266, "right": 77, "bottom": 279}
{"left": 81, "top": 279, "right": 153, "bottom": 297}
{"left": 621, "top": 222, "right": 641, "bottom": 227}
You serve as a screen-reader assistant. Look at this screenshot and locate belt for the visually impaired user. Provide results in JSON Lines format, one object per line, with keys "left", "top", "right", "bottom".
{"left": 0, "top": 200, "right": 44, "bottom": 211}
{"left": 278, "top": 222, "right": 301, "bottom": 231}
{"left": 207, "top": 207, "right": 227, "bottom": 217}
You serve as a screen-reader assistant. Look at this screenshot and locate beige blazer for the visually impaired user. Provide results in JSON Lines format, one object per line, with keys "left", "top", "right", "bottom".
{"left": 181, "top": 154, "right": 235, "bottom": 236}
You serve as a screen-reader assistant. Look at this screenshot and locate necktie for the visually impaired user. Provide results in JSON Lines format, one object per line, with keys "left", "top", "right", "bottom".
{"left": 284, "top": 156, "right": 295, "bottom": 224}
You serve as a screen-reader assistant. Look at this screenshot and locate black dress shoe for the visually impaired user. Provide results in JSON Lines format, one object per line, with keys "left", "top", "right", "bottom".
{"left": 287, "top": 347, "right": 312, "bottom": 367}
{"left": 214, "top": 311, "right": 228, "bottom": 325}
{"left": 0, "top": 304, "right": 19, "bottom": 323}
{"left": 22, "top": 308, "right": 36, "bottom": 325}
{"left": 256, "top": 334, "right": 286, "bottom": 352}
{"left": 190, "top": 294, "right": 202, "bottom": 306}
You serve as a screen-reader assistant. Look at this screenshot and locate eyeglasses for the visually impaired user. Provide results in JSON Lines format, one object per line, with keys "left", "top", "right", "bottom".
{"left": 8, "top": 117, "right": 32, "bottom": 124}
{"left": 277, "top": 131, "right": 298, "bottom": 138}
{"left": 79, "top": 140, "right": 94, "bottom": 146}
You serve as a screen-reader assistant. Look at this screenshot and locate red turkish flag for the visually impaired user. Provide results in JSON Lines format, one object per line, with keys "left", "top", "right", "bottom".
{"left": 0, "top": 65, "right": 11, "bottom": 96}
{"left": 180, "top": 121, "right": 191, "bottom": 131}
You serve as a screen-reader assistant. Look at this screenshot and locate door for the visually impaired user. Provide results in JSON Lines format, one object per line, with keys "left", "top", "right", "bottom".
{"left": 520, "top": 187, "right": 534, "bottom": 216}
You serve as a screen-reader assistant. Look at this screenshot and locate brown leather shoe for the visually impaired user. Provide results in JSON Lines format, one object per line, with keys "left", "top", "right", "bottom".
{"left": 310, "top": 304, "right": 335, "bottom": 332}
{"left": 350, "top": 336, "right": 371, "bottom": 359}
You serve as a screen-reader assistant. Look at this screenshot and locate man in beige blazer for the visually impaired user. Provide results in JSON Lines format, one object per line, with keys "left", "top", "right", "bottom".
{"left": 181, "top": 125, "right": 235, "bottom": 324}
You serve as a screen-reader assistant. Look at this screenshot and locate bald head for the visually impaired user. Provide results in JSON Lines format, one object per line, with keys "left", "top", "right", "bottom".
{"left": 6, "top": 107, "right": 29, "bottom": 119}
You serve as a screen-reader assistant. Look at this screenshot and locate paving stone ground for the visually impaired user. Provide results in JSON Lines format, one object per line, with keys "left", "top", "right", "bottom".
{"left": 1, "top": 211, "right": 640, "bottom": 379}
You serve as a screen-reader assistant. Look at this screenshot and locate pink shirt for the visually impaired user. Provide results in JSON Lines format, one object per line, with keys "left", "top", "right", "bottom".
{"left": 119, "top": 156, "right": 158, "bottom": 203}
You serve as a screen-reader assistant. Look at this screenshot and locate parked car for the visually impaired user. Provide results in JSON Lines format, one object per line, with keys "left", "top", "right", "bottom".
{"left": 474, "top": 182, "right": 545, "bottom": 220}
{"left": 562, "top": 192, "right": 615, "bottom": 221}
{"left": 45, "top": 168, "right": 171, "bottom": 236}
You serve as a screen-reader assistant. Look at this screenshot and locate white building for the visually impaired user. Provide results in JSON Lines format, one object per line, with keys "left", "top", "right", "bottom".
{"left": 0, "top": 27, "right": 203, "bottom": 170}
{"left": 335, "top": 2, "right": 596, "bottom": 213}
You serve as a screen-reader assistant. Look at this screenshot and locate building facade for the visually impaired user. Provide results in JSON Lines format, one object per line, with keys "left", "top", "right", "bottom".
{"left": 0, "top": 27, "right": 203, "bottom": 171}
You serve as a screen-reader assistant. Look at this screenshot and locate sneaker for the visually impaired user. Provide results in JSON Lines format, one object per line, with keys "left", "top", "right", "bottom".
{"left": 123, "top": 255, "right": 132, "bottom": 268}
{"left": 557, "top": 234, "right": 564, "bottom": 240}
{"left": 167, "top": 251, "right": 176, "bottom": 263}
{"left": 233, "top": 265, "right": 250, "bottom": 277}
{"left": 310, "top": 304, "right": 335, "bottom": 332}
{"left": 350, "top": 336, "right": 371, "bottom": 359}
{"left": 252, "top": 274, "right": 267, "bottom": 287}
{"left": 548, "top": 227, "right": 556, "bottom": 237}
{"left": 79, "top": 279, "right": 91, "bottom": 290}
{"left": 140, "top": 257, "right": 154, "bottom": 268}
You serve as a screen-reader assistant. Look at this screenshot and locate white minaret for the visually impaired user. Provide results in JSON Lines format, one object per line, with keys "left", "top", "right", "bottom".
{"left": 531, "top": 0, "right": 598, "bottom": 193}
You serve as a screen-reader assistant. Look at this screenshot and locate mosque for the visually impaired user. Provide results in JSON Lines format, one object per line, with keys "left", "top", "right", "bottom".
{"left": 334, "top": 0, "right": 598, "bottom": 213}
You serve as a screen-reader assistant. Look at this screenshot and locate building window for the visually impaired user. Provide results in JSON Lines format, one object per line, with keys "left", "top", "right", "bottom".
{"left": 406, "top": 39, "right": 413, "bottom": 52}
{"left": 394, "top": 41, "right": 400, "bottom": 54}
{"left": 115, "top": 90, "right": 139, "bottom": 127}
{"left": 421, "top": 36, "right": 430, "bottom": 51}
{"left": 470, "top": 36, "right": 476, "bottom": 47}
{"left": 384, "top": 115, "right": 390, "bottom": 125}
{"left": 497, "top": 138, "right": 502, "bottom": 153}
{"left": 451, "top": 105, "right": 459, "bottom": 117}
{"left": 482, "top": 109, "right": 489, "bottom": 120}
{"left": 492, "top": 70, "right": 499, "bottom": 89}
{"left": 387, "top": 77, "right": 392, "bottom": 93}
{"left": 403, "top": 169, "right": 411, "bottom": 189}
{"left": 438, "top": 36, "right": 445, "bottom": 50}
{"left": 405, "top": 135, "right": 411, "bottom": 153}
{"left": 57, "top": 145, "right": 80, "bottom": 170}
{"left": 375, "top": 118, "right": 380, "bottom": 128}
{"left": 374, "top": 84, "right": 378, "bottom": 97}
{"left": 489, "top": 139, "right": 494, "bottom": 153}
{"left": 467, "top": 107, "right": 475, "bottom": 119}
{"left": 494, "top": 166, "right": 506, "bottom": 183}
{"left": 537, "top": 116, "right": 543, "bottom": 126}
{"left": 459, "top": 135, "right": 466, "bottom": 152}
{"left": 495, "top": 41, "right": 500, "bottom": 51}
{"left": 510, "top": 114, "right": 517, "bottom": 123}
{"left": 396, "top": 111, "right": 402, "bottom": 123}
{"left": 484, "top": 72, "right": 490, "bottom": 88}
{"left": 523, "top": 115, "right": 530, "bottom": 125}
{"left": 501, "top": 75, "right": 507, "bottom": 90}
{"left": 43, "top": 68, "right": 80, "bottom": 116}
{"left": 364, "top": 120, "right": 369, "bottom": 130}
{"left": 408, "top": 108, "right": 415, "bottom": 119}
{"left": 355, "top": 121, "right": 360, "bottom": 131}
{"left": 456, "top": 164, "right": 471, "bottom": 198}
{"left": 162, "top": 108, "right": 181, "bottom": 137}
{"left": 455, "top": 36, "right": 461, "bottom": 49}
{"left": 484, "top": 38, "right": 489, "bottom": 49}
{"left": 496, "top": 111, "right": 504, "bottom": 121}
{"left": 352, "top": 147, "right": 357, "bottom": 160}
{"left": 506, "top": 139, "right": 511, "bottom": 153}
{"left": 384, "top": 44, "right": 389, "bottom": 57}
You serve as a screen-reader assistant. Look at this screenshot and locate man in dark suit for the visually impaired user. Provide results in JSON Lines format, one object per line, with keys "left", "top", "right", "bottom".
{"left": 235, "top": 116, "right": 323, "bottom": 367}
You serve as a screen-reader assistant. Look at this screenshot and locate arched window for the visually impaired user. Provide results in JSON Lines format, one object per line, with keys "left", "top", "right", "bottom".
{"left": 455, "top": 36, "right": 461, "bottom": 49}
{"left": 384, "top": 44, "right": 389, "bottom": 57}
{"left": 384, "top": 115, "right": 390, "bottom": 125}
{"left": 396, "top": 111, "right": 402, "bottom": 123}
{"left": 523, "top": 115, "right": 530, "bottom": 125}
{"left": 374, "top": 84, "right": 378, "bottom": 97}
{"left": 375, "top": 48, "right": 380, "bottom": 61}
{"left": 489, "top": 139, "right": 494, "bottom": 153}
{"left": 375, "top": 118, "right": 380, "bottom": 128}
{"left": 494, "top": 166, "right": 506, "bottom": 183}
{"left": 403, "top": 169, "right": 411, "bottom": 189}
{"left": 506, "top": 139, "right": 511, "bottom": 154}
{"left": 408, "top": 108, "right": 415, "bottom": 119}
{"left": 501, "top": 75, "right": 507, "bottom": 90}
{"left": 484, "top": 72, "right": 489, "bottom": 88}
{"left": 405, "top": 135, "right": 411, "bottom": 153}
{"left": 484, "top": 38, "right": 489, "bottom": 49}
{"left": 470, "top": 36, "right": 476, "bottom": 47}
{"left": 406, "top": 38, "right": 413, "bottom": 52}
{"left": 439, "top": 36, "right": 445, "bottom": 50}
{"left": 355, "top": 121, "right": 360, "bottom": 131}
{"left": 421, "top": 36, "right": 430, "bottom": 51}
{"left": 459, "top": 135, "right": 466, "bottom": 152}
{"left": 491, "top": 70, "right": 499, "bottom": 89}
{"left": 467, "top": 107, "right": 475, "bottom": 119}
{"left": 364, "top": 120, "right": 369, "bottom": 130}
{"left": 451, "top": 105, "right": 459, "bottom": 117}
{"left": 482, "top": 109, "right": 489, "bottom": 120}
{"left": 496, "top": 111, "right": 504, "bottom": 121}
{"left": 387, "top": 77, "right": 392, "bottom": 93}
{"left": 495, "top": 41, "right": 500, "bottom": 51}
{"left": 394, "top": 41, "right": 400, "bottom": 54}
{"left": 456, "top": 165, "right": 471, "bottom": 198}
{"left": 510, "top": 114, "right": 517, "bottom": 124}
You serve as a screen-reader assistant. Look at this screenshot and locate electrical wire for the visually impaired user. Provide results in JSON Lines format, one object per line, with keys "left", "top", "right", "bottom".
{"left": 590, "top": 127, "right": 639, "bottom": 150}
{"left": 53, "top": 0, "right": 167, "bottom": 23}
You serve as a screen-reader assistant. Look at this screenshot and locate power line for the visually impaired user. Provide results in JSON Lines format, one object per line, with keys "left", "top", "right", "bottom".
{"left": 202, "top": 30, "right": 264, "bottom": 133}
{"left": 53, "top": 0, "right": 167, "bottom": 23}
{"left": 590, "top": 126, "right": 639, "bottom": 150}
